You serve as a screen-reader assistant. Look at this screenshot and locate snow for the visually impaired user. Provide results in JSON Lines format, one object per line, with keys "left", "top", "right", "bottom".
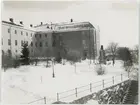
{"left": 1, "top": 60, "right": 129, "bottom": 104}
{"left": 86, "top": 100, "right": 98, "bottom": 104}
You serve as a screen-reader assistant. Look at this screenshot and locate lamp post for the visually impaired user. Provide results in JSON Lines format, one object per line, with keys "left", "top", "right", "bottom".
{"left": 52, "top": 58, "right": 55, "bottom": 78}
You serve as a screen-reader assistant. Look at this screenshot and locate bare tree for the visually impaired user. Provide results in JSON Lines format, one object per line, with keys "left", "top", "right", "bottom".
{"left": 106, "top": 42, "right": 118, "bottom": 65}
{"left": 134, "top": 45, "right": 138, "bottom": 57}
{"left": 132, "top": 45, "right": 139, "bottom": 64}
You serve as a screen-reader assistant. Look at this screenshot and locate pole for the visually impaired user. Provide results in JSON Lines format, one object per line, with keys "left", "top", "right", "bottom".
{"left": 90, "top": 83, "right": 92, "bottom": 92}
{"left": 57, "top": 93, "right": 59, "bottom": 102}
{"left": 44, "top": 97, "right": 46, "bottom": 104}
{"left": 52, "top": 59, "right": 55, "bottom": 78}
{"left": 75, "top": 88, "right": 77, "bottom": 97}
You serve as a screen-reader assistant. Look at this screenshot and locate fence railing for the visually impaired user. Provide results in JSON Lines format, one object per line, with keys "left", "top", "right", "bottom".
{"left": 56, "top": 73, "right": 129, "bottom": 102}
{"left": 27, "top": 97, "right": 46, "bottom": 104}
{"left": 26, "top": 73, "right": 129, "bottom": 104}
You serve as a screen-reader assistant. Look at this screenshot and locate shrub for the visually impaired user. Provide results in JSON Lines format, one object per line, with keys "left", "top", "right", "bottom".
{"left": 13, "top": 57, "right": 20, "bottom": 68}
{"left": 2, "top": 54, "right": 20, "bottom": 70}
{"left": 95, "top": 64, "right": 106, "bottom": 75}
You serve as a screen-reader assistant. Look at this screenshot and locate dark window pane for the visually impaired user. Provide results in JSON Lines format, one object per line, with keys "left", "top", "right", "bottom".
{"left": 40, "top": 42, "right": 42, "bottom": 47}
{"left": 8, "top": 50, "right": 11, "bottom": 56}
{"left": 15, "top": 30, "right": 17, "bottom": 34}
{"left": 21, "top": 31, "right": 23, "bottom": 35}
{"left": 31, "top": 42, "right": 33, "bottom": 46}
{"left": 2, "top": 50, "right": 4, "bottom": 55}
{"left": 15, "top": 40, "right": 17, "bottom": 46}
{"left": 8, "top": 39, "right": 11, "bottom": 45}
{"left": 21, "top": 40, "right": 23, "bottom": 46}
{"left": 8, "top": 28, "right": 10, "bottom": 33}
{"left": 46, "top": 42, "right": 48, "bottom": 47}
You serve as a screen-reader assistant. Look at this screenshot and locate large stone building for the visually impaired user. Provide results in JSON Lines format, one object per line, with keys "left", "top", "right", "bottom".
{"left": 2, "top": 18, "right": 35, "bottom": 58}
{"left": 2, "top": 18, "right": 100, "bottom": 60}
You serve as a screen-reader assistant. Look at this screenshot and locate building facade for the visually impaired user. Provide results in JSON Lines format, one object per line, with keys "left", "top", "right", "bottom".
{"left": 2, "top": 19, "right": 35, "bottom": 58}
{"left": 2, "top": 19, "right": 100, "bottom": 60}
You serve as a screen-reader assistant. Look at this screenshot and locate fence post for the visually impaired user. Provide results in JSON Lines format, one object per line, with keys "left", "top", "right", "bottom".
{"left": 102, "top": 80, "right": 104, "bottom": 89}
{"left": 44, "top": 97, "right": 46, "bottom": 104}
{"left": 112, "top": 76, "right": 114, "bottom": 84}
{"left": 75, "top": 88, "right": 77, "bottom": 97}
{"left": 57, "top": 93, "right": 59, "bottom": 102}
{"left": 121, "top": 74, "right": 123, "bottom": 81}
{"left": 90, "top": 83, "right": 92, "bottom": 92}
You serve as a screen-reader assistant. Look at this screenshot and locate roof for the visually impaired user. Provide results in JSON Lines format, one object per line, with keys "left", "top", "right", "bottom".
{"left": 2, "top": 20, "right": 36, "bottom": 32}
{"left": 2, "top": 21, "right": 23, "bottom": 27}
{"left": 54, "top": 21, "right": 94, "bottom": 30}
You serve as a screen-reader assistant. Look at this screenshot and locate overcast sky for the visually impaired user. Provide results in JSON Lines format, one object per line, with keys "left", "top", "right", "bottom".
{"left": 2, "top": 0, "right": 139, "bottom": 49}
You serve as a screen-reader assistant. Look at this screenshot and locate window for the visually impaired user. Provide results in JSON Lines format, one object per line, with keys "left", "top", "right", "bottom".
{"left": 31, "top": 42, "right": 33, "bottom": 46}
{"left": 26, "top": 41, "right": 28, "bottom": 46}
{"left": 8, "top": 28, "right": 10, "bottom": 33}
{"left": 35, "top": 42, "right": 37, "bottom": 47}
{"left": 40, "top": 34, "right": 41, "bottom": 38}
{"left": 8, "top": 39, "right": 11, "bottom": 45}
{"left": 15, "top": 30, "right": 17, "bottom": 34}
{"left": 26, "top": 32, "right": 28, "bottom": 36}
{"left": 2, "top": 50, "right": 4, "bottom": 55}
{"left": 45, "top": 34, "right": 47, "bottom": 37}
{"left": 15, "top": 40, "right": 17, "bottom": 46}
{"left": 45, "top": 42, "right": 48, "bottom": 47}
{"left": 35, "top": 34, "right": 37, "bottom": 38}
{"left": 21, "top": 40, "right": 23, "bottom": 46}
{"left": 21, "top": 31, "right": 23, "bottom": 35}
{"left": 40, "top": 42, "right": 42, "bottom": 47}
{"left": 8, "top": 50, "right": 11, "bottom": 56}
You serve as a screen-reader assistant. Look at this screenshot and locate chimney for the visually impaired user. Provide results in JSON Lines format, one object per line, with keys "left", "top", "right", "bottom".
{"left": 20, "top": 21, "right": 23, "bottom": 25}
{"left": 41, "top": 22, "right": 43, "bottom": 25}
{"left": 30, "top": 24, "right": 33, "bottom": 27}
{"left": 9, "top": 18, "right": 14, "bottom": 23}
{"left": 70, "top": 19, "right": 73, "bottom": 22}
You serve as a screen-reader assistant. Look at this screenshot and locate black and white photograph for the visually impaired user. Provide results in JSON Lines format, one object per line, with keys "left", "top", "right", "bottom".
{"left": 1, "top": 0, "right": 139, "bottom": 104}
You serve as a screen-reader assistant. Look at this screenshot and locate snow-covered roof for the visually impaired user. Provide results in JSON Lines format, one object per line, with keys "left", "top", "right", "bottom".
{"left": 34, "top": 21, "right": 95, "bottom": 32}
{"left": 2, "top": 20, "right": 36, "bottom": 32}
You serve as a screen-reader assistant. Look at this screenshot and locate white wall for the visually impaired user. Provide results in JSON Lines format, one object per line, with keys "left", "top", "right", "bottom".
{"left": 2, "top": 22, "right": 35, "bottom": 58}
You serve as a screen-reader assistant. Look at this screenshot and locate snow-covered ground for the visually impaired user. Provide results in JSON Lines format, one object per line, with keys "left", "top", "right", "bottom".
{"left": 1, "top": 60, "right": 129, "bottom": 104}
